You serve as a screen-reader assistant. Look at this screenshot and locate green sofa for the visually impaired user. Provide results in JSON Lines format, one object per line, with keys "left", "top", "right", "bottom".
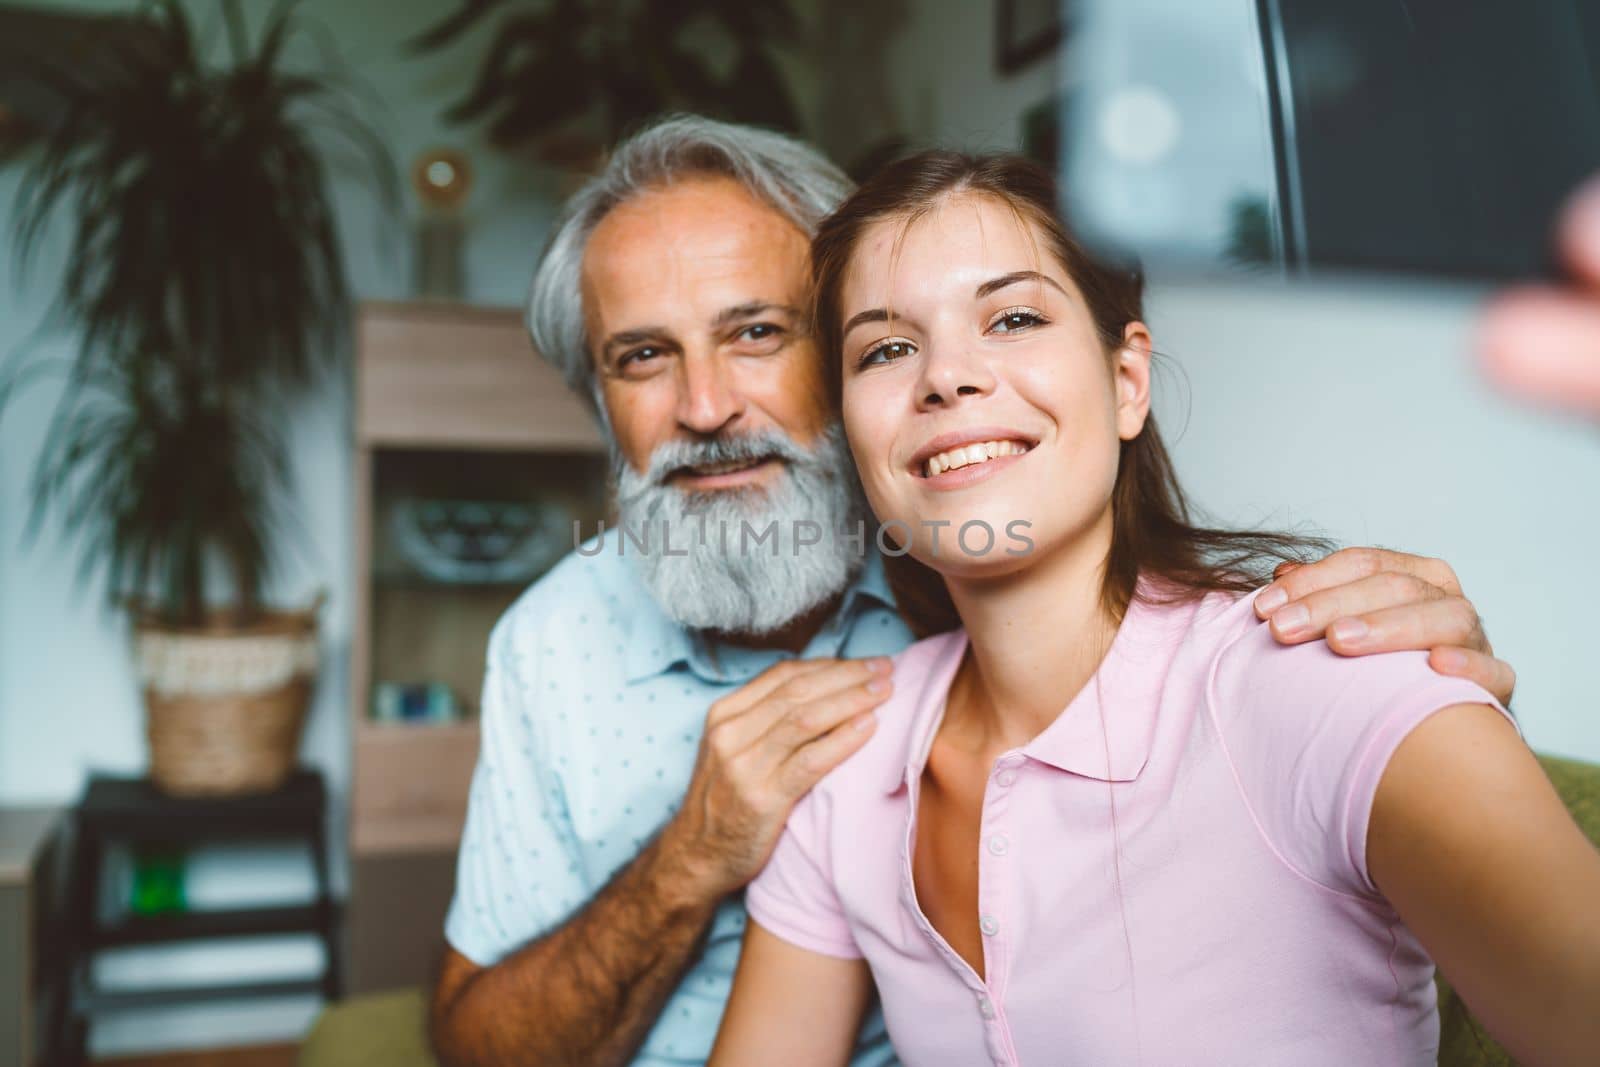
{"left": 301, "top": 755, "right": 1600, "bottom": 1067}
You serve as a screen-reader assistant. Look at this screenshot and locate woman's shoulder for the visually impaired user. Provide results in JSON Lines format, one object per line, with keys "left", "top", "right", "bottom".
{"left": 1200, "top": 584, "right": 1492, "bottom": 724}
{"left": 810, "top": 628, "right": 969, "bottom": 802}
{"left": 1190, "top": 584, "right": 1507, "bottom": 895}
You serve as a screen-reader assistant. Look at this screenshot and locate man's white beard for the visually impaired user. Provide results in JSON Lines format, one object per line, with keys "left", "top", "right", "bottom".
{"left": 612, "top": 423, "right": 868, "bottom": 635}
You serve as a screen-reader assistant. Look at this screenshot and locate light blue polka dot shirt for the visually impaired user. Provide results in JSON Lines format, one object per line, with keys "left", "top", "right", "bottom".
{"left": 445, "top": 529, "right": 913, "bottom": 1065}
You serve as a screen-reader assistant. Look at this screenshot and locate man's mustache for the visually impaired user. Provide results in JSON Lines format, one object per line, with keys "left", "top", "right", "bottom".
{"left": 640, "top": 431, "right": 810, "bottom": 489}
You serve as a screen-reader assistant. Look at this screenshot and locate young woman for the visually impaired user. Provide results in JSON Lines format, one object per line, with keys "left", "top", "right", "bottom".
{"left": 708, "top": 153, "right": 1600, "bottom": 1066}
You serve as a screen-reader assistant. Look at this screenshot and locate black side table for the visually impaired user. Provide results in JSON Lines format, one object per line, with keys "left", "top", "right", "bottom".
{"left": 63, "top": 770, "right": 340, "bottom": 1062}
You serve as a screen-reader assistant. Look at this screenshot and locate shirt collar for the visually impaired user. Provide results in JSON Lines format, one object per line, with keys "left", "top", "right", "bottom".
{"left": 839, "top": 546, "right": 898, "bottom": 618}
{"left": 623, "top": 548, "right": 900, "bottom": 686}
{"left": 880, "top": 592, "right": 1173, "bottom": 794}
{"left": 622, "top": 588, "right": 696, "bottom": 683}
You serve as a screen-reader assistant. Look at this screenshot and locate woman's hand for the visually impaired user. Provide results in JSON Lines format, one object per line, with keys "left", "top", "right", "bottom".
{"left": 1368, "top": 704, "right": 1600, "bottom": 1066}
{"left": 1253, "top": 547, "right": 1516, "bottom": 705}
{"left": 708, "top": 922, "right": 872, "bottom": 1067}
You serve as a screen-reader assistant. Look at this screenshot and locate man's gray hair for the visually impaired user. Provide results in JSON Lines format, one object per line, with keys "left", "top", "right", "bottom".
{"left": 526, "top": 114, "right": 855, "bottom": 407}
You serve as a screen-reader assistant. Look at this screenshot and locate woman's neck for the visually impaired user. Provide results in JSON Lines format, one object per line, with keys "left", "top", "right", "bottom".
{"left": 942, "top": 507, "right": 1121, "bottom": 750}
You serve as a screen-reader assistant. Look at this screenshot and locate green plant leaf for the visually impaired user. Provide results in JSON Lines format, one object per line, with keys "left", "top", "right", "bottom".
{"left": 3, "top": 0, "right": 395, "bottom": 623}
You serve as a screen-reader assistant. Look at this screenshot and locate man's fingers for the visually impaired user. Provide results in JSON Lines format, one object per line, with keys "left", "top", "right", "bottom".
{"left": 757, "top": 672, "right": 893, "bottom": 760}
{"left": 1256, "top": 547, "right": 1461, "bottom": 621}
{"left": 1320, "top": 596, "right": 1490, "bottom": 658}
{"left": 1429, "top": 646, "right": 1518, "bottom": 708}
{"left": 711, "top": 660, "right": 889, "bottom": 757}
{"left": 1479, "top": 287, "right": 1600, "bottom": 415}
{"left": 707, "top": 657, "right": 866, "bottom": 724}
{"left": 779, "top": 709, "right": 880, "bottom": 797}
{"left": 1264, "top": 570, "right": 1447, "bottom": 643}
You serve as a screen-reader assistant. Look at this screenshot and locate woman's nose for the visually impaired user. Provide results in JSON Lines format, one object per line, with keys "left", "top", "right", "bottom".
{"left": 915, "top": 343, "right": 997, "bottom": 408}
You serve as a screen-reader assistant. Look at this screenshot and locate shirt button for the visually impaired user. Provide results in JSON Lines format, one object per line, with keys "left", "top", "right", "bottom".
{"left": 979, "top": 914, "right": 999, "bottom": 936}
{"left": 987, "top": 834, "right": 1010, "bottom": 856}
{"left": 978, "top": 994, "right": 996, "bottom": 1019}
{"left": 995, "top": 769, "right": 1017, "bottom": 787}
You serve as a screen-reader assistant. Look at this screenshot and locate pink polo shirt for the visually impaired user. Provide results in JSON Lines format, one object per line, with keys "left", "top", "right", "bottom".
{"left": 745, "top": 586, "right": 1514, "bottom": 1066}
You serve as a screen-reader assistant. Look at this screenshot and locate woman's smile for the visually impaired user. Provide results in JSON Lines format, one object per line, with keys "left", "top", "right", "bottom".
{"left": 909, "top": 426, "right": 1039, "bottom": 490}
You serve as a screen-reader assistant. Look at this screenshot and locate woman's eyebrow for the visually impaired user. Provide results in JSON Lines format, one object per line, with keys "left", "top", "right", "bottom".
{"left": 976, "top": 270, "right": 1068, "bottom": 299}
{"left": 841, "top": 307, "right": 891, "bottom": 336}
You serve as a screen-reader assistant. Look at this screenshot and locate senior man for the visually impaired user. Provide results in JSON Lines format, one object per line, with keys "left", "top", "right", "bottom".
{"left": 429, "top": 115, "right": 1515, "bottom": 1067}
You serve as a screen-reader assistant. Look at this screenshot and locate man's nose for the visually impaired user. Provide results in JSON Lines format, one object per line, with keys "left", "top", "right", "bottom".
{"left": 675, "top": 349, "right": 745, "bottom": 435}
{"left": 915, "top": 340, "right": 997, "bottom": 409}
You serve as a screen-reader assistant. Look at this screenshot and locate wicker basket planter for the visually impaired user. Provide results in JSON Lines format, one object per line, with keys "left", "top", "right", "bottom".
{"left": 133, "top": 600, "right": 321, "bottom": 796}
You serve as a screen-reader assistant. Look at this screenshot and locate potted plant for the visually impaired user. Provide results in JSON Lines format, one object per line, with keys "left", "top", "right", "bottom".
{"left": 410, "top": 0, "right": 803, "bottom": 165}
{"left": 3, "top": 0, "right": 394, "bottom": 794}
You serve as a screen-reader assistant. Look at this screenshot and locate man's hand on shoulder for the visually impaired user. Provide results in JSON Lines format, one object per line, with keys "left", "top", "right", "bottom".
{"left": 663, "top": 657, "right": 894, "bottom": 900}
{"left": 1252, "top": 546, "right": 1516, "bottom": 706}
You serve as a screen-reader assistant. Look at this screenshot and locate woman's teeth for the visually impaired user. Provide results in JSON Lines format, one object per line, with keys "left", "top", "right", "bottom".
{"left": 925, "top": 440, "right": 1028, "bottom": 477}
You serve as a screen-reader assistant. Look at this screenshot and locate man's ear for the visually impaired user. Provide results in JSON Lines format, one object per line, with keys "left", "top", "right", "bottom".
{"left": 1114, "top": 322, "right": 1154, "bottom": 441}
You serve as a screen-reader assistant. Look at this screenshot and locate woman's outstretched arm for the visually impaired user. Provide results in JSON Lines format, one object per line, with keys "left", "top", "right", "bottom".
{"left": 708, "top": 921, "right": 873, "bottom": 1067}
{"left": 1369, "top": 703, "right": 1600, "bottom": 1066}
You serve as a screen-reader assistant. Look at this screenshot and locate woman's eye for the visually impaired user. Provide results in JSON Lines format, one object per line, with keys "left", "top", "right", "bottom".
{"left": 860, "top": 340, "right": 916, "bottom": 367}
{"left": 990, "top": 310, "right": 1045, "bottom": 334}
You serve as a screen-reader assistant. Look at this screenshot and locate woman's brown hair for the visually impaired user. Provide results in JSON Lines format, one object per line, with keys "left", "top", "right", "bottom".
{"left": 811, "top": 150, "right": 1331, "bottom": 636}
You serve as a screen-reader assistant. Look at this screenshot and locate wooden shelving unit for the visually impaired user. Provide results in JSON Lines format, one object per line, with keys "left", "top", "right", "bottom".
{"left": 348, "top": 301, "right": 606, "bottom": 992}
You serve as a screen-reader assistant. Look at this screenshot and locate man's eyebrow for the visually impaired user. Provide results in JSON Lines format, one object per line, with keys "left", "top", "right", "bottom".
{"left": 712, "top": 301, "right": 801, "bottom": 329}
{"left": 976, "top": 270, "right": 1068, "bottom": 299}
{"left": 601, "top": 328, "right": 668, "bottom": 356}
{"left": 599, "top": 303, "right": 802, "bottom": 359}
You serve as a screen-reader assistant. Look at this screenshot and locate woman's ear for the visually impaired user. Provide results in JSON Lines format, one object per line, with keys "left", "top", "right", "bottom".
{"left": 1114, "top": 322, "right": 1154, "bottom": 441}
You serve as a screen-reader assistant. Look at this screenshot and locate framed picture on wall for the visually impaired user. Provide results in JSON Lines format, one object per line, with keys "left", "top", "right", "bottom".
{"left": 997, "top": 0, "right": 1064, "bottom": 73}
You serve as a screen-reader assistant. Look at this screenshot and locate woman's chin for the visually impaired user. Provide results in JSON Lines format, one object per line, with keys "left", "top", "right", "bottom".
{"left": 912, "top": 550, "right": 1036, "bottom": 582}
{"left": 901, "top": 523, "right": 1040, "bottom": 579}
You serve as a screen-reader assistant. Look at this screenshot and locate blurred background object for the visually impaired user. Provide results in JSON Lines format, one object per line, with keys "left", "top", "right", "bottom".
{"left": 410, "top": 147, "right": 473, "bottom": 299}
{"left": 0, "top": 3, "right": 157, "bottom": 154}
{"left": 996, "top": 0, "right": 1065, "bottom": 73}
{"left": 409, "top": 0, "right": 804, "bottom": 168}
{"left": 1063, "top": 0, "right": 1600, "bottom": 281}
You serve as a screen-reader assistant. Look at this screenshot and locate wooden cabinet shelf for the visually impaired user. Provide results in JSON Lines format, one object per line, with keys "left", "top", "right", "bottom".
{"left": 355, "top": 301, "right": 603, "bottom": 451}
{"left": 348, "top": 302, "right": 606, "bottom": 993}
